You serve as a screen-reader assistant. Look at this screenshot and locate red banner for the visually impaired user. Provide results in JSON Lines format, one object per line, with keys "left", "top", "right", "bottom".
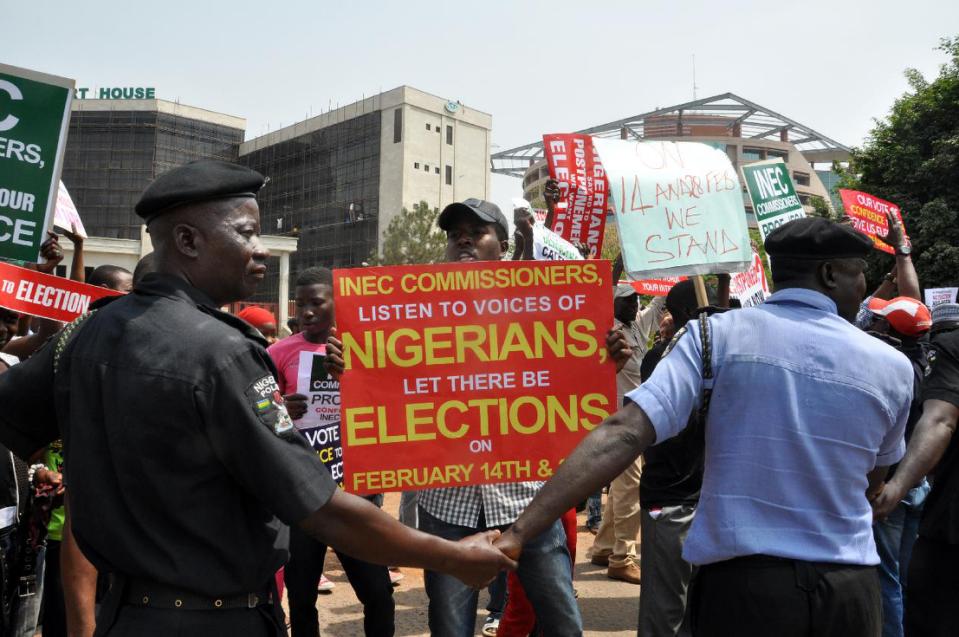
{"left": 0, "top": 261, "right": 122, "bottom": 322}
{"left": 838, "top": 189, "right": 905, "bottom": 254}
{"left": 542, "top": 134, "right": 610, "bottom": 258}
{"left": 625, "top": 278, "right": 686, "bottom": 297}
{"left": 334, "top": 260, "right": 617, "bottom": 493}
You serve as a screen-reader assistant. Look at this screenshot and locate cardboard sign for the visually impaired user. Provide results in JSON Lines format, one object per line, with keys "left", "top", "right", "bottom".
{"left": 626, "top": 278, "right": 686, "bottom": 297}
{"left": 838, "top": 189, "right": 905, "bottom": 254}
{"left": 53, "top": 181, "right": 87, "bottom": 238}
{"left": 925, "top": 287, "right": 958, "bottom": 308}
{"left": 594, "top": 139, "right": 752, "bottom": 279}
{"left": 295, "top": 350, "right": 344, "bottom": 485}
{"left": 729, "top": 251, "right": 770, "bottom": 308}
{"left": 542, "top": 134, "right": 609, "bottom": 258}
{"left": 741, "top": 159, "right": 806, "bottom": 241}
{"left": 0, "top": 64, "right": 74, "bottom": 262}
{"left": 0, "top": 261, "right": 122, "bottom": 321}
{"left": 334, "top": 260, "right": 617, "bottom": 493}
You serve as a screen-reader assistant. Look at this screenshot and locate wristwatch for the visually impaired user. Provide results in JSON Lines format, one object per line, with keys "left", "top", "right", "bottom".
{"left": 895, "top": 244, "right": 912, "bottom": 257}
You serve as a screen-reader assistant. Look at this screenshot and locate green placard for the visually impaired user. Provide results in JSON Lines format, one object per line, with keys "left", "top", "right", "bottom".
{"left": 0, "top": 64, "right": 74, "bottom": 262}
{"left": 741, "top": 159, "right": 805, "bottom": 242}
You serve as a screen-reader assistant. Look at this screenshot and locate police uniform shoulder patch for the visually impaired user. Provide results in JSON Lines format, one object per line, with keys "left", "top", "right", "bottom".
{"left": 246, "top": 375, "right": 297, "bottom": 439}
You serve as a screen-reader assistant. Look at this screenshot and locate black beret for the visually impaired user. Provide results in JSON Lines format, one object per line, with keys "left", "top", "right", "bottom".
{"left": 764, "top": 217, "right": 873, "bottom": 260}
{"left": 135, "top": 160, "right": 266, "bottom": 221}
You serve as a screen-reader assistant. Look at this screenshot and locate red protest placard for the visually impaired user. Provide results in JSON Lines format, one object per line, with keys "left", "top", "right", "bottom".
{"left": 627, "top": 278, "right": 686, "bottom": 297}
{"left": 729, "top": 251, "right": 770, "bottom": 308}
{"left": 838, "top": 189, "right": 905, "bottom": 254}
{"left": 334, "top": 260, "right": 617, "bottom": 493}
{"left": 542, "top": 134, "right": 610, "bottom": 258}
{"left": 0, "top": 261, "right": 122, "bottom": 322}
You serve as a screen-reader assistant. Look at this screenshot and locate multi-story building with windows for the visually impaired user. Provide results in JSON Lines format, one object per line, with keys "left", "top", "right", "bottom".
{"left": 491, "top": 93, "right": 850, "bottom": 223}
{"left": 58, "top": 86, "right": 492, "bottom": 315}
{"left": 238, "top": 85, "right": 491, "bottom": 301}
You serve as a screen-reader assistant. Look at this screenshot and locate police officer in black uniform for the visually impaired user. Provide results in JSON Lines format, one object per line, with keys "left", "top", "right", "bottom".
{"left": 0, "top": 160, "right": 514, "bottom": 636}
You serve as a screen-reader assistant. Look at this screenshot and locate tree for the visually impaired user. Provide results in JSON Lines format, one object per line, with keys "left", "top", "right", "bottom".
{"left": 844, "top": 36, "right": 959, "bottom": 289}
{"left": 371, "top": 201, "right": 447, "bottom": 265}
{"left": 600, "top": 223, "right": 621, "bottom": 262}
{"left": 808, "top": 195, "right": 840, "bottom": 221}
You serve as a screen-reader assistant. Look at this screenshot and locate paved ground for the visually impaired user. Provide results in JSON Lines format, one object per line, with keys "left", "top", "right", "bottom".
{"left": 299, "top": 493, "right": 640, "bottom": 636}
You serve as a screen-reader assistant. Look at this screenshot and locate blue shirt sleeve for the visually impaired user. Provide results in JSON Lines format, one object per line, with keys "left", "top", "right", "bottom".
{"left": 875, "top": 361, "right": 912, "bottom": 467}
{"left": 625, "top": 320, "right": 705, "bottom": 445}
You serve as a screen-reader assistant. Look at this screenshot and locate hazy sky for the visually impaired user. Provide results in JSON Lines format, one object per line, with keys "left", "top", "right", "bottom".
{"left": 6, "top": 0, "right": 957, "bottom": 214}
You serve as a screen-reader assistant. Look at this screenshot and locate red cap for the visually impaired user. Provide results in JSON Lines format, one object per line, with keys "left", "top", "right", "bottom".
{"left": 238, "top": 306, "right": 276, "bottom": 330}
{"left": 866, "top": 297, "right": 932, "bottom": 336}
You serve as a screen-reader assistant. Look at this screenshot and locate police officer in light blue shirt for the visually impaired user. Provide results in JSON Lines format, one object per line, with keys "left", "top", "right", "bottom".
{"left": 498, "top": 217, "right": 913, "bottom": 637}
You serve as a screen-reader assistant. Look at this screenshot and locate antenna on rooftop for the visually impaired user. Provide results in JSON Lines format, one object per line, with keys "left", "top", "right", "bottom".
{"left": 692, "top": 54, "right": 698, "bottom": 101}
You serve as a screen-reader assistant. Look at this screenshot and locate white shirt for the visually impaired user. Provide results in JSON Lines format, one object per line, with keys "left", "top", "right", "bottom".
{"left": 531, "top": 224, "right": 581, "bottom": 261}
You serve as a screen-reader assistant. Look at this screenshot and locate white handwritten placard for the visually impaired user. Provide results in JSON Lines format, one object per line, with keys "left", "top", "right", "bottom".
{"left": 594, "top": 139, "right": 752, "bottom": 279}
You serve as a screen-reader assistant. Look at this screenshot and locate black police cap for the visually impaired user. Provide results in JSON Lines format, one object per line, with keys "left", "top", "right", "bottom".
{"left": 135, "top": 160, "right": 266, "bottom": 221}
{"left": 438, "top": 199, "right": 510, "bottom": 238}
{"left": 764, "top": 217, "right": 873, "bottom": 261}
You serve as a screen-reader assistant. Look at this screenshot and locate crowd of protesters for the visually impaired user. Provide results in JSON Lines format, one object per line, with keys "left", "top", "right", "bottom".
{"left": 0, "top": 163, "right": 954, "bottom": 637}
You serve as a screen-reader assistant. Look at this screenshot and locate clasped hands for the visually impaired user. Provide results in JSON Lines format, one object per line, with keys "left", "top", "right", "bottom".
{"left": 436, "top": 527, "right": 525, "bottom": 589}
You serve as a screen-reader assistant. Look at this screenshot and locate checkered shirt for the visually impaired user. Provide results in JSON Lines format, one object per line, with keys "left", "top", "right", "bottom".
{"left": 417, "top": 481, "right": 544, "bottom": 528}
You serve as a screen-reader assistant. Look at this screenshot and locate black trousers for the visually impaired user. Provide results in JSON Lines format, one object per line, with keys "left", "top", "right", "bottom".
{"left": 905, "top": 536, "right": 959, "bottom": 637}
{"left": 285, "top": 526, "right": 394, "bottom": 636}
{"left": 690, "top": 555, "right": 881, "bottom": 637}
{"left": 42, "top": 539, "right": 67, "bottom": 637}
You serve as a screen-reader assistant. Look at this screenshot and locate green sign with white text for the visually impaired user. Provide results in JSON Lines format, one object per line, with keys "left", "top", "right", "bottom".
{"left": 741, "top": 159, "right": 806, "bottom": 242}
{"left": 0, "top": 64, "right": 74, "bottom": 262}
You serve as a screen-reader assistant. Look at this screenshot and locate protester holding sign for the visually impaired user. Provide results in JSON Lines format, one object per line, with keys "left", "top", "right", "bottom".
{"left": 497, "top": 217, "right": 912, "bottom": 637}
{"left": 511, "top": 195, "right": 582, "bottom": 262}
{"left": 326, "top": 198, "right": 631, "bottom": 637}
{"left": 541, "top": 135, "right": 609, "bottom": 257}
{"left": 268, "top": 267, "right": 395, "bottom": 637}
{"left": 855, "top": 209, "right": 921, "bottom": 330}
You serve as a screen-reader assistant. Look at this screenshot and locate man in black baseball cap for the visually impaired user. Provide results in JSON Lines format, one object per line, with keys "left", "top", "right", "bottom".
{"left": 437, "top": 198, "right": 510, "bottom": 263}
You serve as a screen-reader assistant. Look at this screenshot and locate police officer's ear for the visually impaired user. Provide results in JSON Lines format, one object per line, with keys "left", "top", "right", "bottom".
{"left": 817, "top": 261, "right": 838, "bottom": 290}
{"left": 172, "top": 222, "right": 204, "bottom": 259}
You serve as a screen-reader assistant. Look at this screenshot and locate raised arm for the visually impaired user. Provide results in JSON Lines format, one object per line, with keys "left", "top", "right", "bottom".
{"left": 543, "top": 179, "right": 560, "bottom": 230}
{"left": 884, "top": 209, "right": 920, "bottom": 301}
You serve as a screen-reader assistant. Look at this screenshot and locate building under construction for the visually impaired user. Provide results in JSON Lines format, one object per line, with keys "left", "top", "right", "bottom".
{"left": 62, "top": 100, "right": 245, "bottom": 239}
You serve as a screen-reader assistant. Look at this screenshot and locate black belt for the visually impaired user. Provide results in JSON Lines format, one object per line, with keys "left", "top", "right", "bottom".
{"left": 123, "top": 578, "right": 273, "bottom": 611}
